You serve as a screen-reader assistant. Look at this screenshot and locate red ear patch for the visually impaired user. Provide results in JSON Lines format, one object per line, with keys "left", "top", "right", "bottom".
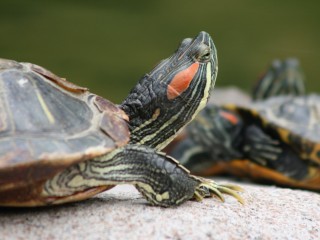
{"left": 167, "top": 62, "right": 199, "bottom": 100}
{"left": 220, "top": 111, "right": 239, "bottom": 125}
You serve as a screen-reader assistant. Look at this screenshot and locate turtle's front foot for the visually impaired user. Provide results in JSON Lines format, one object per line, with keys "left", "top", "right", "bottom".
{"left": 193, "top": 177, "right": 244, "bottom": 204}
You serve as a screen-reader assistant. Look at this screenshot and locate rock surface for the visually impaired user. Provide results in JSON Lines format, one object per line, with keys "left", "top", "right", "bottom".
{"left": 210, "top": 87, "right": 252, "bottom": 106}
{"left": 1, "top": 180, "right": 319, "bottom": 240}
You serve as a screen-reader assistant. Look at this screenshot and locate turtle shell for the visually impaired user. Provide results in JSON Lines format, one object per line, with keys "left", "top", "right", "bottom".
{"left": 220, "top": 95, "right": 320, "bottom": 190}
{"left": 227, "top": 94, "right": 320, "bottom": 164}
{"left": 0, "top": 58, "right": 130, "bottom": 206}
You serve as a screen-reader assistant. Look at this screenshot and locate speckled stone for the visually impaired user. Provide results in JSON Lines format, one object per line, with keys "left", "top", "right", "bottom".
{"left": 210, "top": 87, "right": 252, "bottom": 106}
{"left": 1, "top": 180, "right": 319, "bottom": 240}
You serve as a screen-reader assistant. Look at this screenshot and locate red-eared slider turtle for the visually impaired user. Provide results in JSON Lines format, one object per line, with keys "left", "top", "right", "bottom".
{"left": 0, "top": 32, "right": 243, "bottom": 207}
{"left": 169, "top": 59, "right": 320, "bottom": 190}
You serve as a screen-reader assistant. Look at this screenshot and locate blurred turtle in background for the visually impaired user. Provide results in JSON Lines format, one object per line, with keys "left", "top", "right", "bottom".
{"left": 168, "top": 59, "right": 320, "bottom": 191}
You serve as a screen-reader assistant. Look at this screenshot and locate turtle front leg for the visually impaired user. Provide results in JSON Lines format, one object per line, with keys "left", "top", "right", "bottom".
{"left": 44, "top": 145, "right": 243, "bottom": 207}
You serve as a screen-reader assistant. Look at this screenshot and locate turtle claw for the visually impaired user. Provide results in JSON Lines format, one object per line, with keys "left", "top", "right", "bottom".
{"left": 219, "top": 183, "right": 244, "bottom": 192}
{"left": 194, "top": 177, "right": 244, "bottom": 204}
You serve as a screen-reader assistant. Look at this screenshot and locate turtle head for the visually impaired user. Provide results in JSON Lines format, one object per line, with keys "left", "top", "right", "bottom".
{"left": 252, "top": 58, "right": 305, "bottom": 100}
{"left": 121, "top": 31, "right": 218, "bottom": 150}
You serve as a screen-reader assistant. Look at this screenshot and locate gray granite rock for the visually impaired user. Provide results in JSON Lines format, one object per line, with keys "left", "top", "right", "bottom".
{"left": 210, "top": 87, "right": 252, "bottom": 106}
{"left": 1, "top": 180, "right": 319, "bottom": 240}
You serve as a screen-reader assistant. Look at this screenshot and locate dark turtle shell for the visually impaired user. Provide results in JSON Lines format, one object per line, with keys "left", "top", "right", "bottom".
{"left": 0, "top": 58, "right": 130, "bottom": 205}
{"left": 235, "top": 95, "right": 320, "bottom": 164}
{"left": 252, "top": 95, "right": 320, "bottom": 144}
{"left": 222, "top": 95, "right": 320, "bottom": 190}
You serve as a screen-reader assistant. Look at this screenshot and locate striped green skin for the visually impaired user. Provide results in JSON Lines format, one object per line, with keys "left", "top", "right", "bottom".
{"left": 122, "top": 33, "right": 217, "bottom": 150}
{"left": 44, "top": 145, "right": 199, "bottom": 206}
{"left": 42, "top": 32, "right": 244, "bottom": 207}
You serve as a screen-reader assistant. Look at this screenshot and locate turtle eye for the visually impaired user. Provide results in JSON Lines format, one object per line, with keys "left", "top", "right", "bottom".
{"left": 196, "top": 45, "right": 211, "bottom": 62}
{"left": 199, "top": 50, "right": 211, "bottom": 62}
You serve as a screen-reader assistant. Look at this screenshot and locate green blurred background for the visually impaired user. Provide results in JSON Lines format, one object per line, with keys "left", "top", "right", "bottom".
{"left": 1, "top": 0, "right": 319, "bottom": 102}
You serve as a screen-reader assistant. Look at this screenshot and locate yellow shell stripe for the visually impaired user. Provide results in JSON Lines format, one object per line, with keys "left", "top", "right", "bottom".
{"left": 35, "top": 89, "right": 55, "bottom": 124}
{"left": 28, "top": 75, "right": 55, "bottom": 124}
{"left": 259, "top": 104, "right": 320, "bottom": 164}
{"left": 310, "top": 144, "right": 320, "bottom": 163}
{"left": 233, "top": 102, "right": 320, "bottom": 165}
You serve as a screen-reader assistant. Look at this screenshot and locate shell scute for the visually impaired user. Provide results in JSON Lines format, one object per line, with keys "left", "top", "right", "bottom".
{"left": 0, "top": 58, "right": 130, "bottom": 192}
